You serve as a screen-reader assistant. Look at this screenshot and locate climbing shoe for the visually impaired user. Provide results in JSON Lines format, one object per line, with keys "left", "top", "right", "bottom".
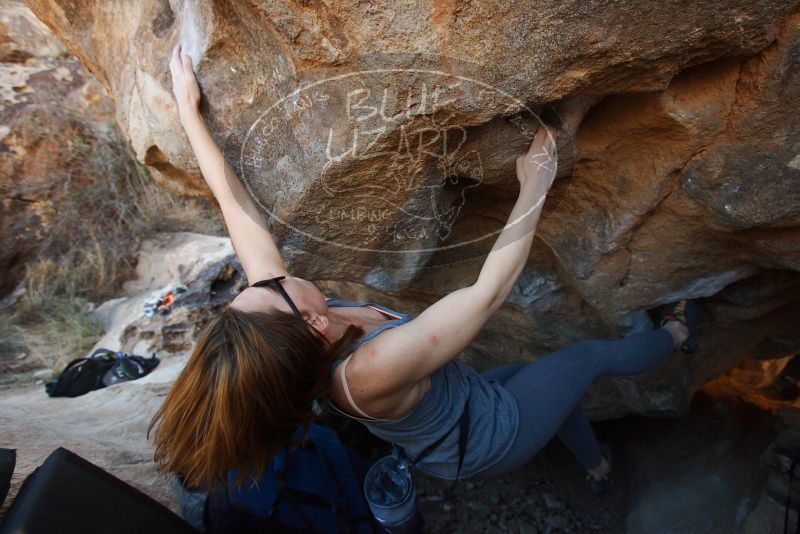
{"left": 659, "top": 299, "right": 699, "bottom": 353}
{"left": 586, "top": 443, "right": 612, "bottom": 497}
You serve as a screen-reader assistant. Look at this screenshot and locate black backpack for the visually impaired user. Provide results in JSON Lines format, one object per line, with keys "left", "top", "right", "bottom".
{"left": 44, "top": 348, "right": 159, "bottom": 398}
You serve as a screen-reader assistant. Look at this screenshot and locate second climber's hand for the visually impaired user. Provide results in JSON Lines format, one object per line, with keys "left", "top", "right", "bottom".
{"left": 170, "top": 43, "right": 201, "bottom": 120}
{"left": 515, "top": 122, "right": 558, "bottom": 199}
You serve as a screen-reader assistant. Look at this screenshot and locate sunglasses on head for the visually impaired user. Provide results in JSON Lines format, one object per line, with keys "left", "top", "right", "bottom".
{"left": 250, "top": 276, "right": 331, "bottom": 345}
{"left": 251, "top": 276, "right": 303, "bottom": 320}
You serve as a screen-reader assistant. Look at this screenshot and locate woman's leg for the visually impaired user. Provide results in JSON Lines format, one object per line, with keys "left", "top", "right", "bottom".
{"left": 475, "top": 327, "right": 677, "bottom": 478}
{"left": 481, "top": 362, "right": 526, "bottom": 383}
{"left": 556, "top": 404, "right": 605, "bottom": 473}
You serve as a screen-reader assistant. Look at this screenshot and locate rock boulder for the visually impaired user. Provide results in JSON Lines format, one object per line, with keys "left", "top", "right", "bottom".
{"left": 21, "top": 0, "right": 800, "bottom": 417}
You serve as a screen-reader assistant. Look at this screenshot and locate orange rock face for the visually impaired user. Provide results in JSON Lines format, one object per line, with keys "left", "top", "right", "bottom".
{"left": 0, "top": 0, "right": 113, "bottom": 295}
{"left": 17, "top": 0, "right": 800, "bottom": 416}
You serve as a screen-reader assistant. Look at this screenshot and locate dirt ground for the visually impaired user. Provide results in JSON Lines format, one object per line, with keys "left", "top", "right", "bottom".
{"left": 329, "top": 412, "right": 629, "bottom": 534}
{"left": 331, "top": 390, "right": 777, "bottom": 534}
{"left": 413, "top": 424, "right": 629, "bottom": 534}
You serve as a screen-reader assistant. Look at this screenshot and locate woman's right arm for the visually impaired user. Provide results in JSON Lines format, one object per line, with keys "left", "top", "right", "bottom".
{"left": 169, "top": 44, "right": 290, "bottom": 282}
{"left": 347, "top": 125, "right": 557, "bottom": 414}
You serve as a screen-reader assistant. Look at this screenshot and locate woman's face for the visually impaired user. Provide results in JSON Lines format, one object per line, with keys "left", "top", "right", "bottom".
{"left": 229, "top": 274, "right": 328, "bottom": 320}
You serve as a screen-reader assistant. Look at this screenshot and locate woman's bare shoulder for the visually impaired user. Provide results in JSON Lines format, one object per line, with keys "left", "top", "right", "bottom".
{"left": 337, "top": 344, "right": 432, "bottom": 420}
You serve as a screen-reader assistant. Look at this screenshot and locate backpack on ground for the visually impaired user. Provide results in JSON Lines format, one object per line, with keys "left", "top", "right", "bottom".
{"left": 205, "top": 423, "right": 376, "bottom": 533}
{"left": 44, "top": 348, "right": 159, "bottom": 398}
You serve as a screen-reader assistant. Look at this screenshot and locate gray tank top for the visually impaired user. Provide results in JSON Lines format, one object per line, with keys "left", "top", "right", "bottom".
{"left": 326, "top": 297, "right": 519, "bottom": 480}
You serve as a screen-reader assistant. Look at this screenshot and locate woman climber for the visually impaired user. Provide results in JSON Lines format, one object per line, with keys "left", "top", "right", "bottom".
{"left": 148, "top": 44, "right": 699, "bottom": 498}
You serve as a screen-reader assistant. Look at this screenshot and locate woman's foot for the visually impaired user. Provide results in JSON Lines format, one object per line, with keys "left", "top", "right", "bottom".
{"left": 587, "top": 455, "right": 611, "bottom": 479}
{"left": 586, "top": 443, "right": 612, "bottom": 497}
{"left": 662, "top": 320, "right": 689, "bottom": 349}
{"left": 659, "top": 299, "right": 700, "bottom": 353}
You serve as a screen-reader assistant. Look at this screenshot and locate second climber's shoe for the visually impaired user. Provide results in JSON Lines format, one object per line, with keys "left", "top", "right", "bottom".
{"left": 660, "top": 299, "right": 699, "bottom": 354}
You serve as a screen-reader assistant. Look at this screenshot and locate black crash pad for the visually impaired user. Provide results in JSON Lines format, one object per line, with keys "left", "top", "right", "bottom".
{"left": 0, "top": 447, "right": 195, "bottom": 534}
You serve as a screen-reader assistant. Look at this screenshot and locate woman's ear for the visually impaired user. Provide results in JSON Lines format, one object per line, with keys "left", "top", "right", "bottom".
{"left": 306, "top": 312, "right": 329, "bottom": 335}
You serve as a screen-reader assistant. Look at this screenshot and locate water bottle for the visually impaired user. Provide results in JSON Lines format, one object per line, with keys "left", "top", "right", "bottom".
{"left": 363, "top": 454, "right": 424, "bottom": 533}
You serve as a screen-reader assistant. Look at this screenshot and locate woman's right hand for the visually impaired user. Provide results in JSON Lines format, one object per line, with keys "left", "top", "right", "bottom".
{"left": 515, "top": 123, "right": 558, "bottom": 195}
{"left": 169, "top": 43, "right": 201, "bottom": 119}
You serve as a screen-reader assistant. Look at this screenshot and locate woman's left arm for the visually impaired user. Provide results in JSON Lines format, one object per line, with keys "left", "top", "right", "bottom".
{"left": 170, "top": 44, "right": 289, "bottom": 281}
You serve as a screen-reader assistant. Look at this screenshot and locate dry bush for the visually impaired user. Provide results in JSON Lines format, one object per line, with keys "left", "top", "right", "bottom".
{"left": 1, "top": 113, "right": 223, "bottom": 362}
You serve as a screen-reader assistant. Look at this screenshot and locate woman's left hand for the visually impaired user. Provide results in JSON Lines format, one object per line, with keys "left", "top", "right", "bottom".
{"left": 169, "top": 43, "right": 201, "bottom": 118}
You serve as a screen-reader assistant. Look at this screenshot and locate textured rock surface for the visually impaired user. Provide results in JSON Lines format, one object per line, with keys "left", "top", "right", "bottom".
{"left": 21, "top": 0, "right": 800, "bottom": 420}
{"left": 0, "top": 0, "right": 112, "bottom": 295}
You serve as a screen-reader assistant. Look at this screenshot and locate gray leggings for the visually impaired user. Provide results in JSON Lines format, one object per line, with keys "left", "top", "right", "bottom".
{"left": 474, "top": 327, "right": 676, "bottom": 477}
